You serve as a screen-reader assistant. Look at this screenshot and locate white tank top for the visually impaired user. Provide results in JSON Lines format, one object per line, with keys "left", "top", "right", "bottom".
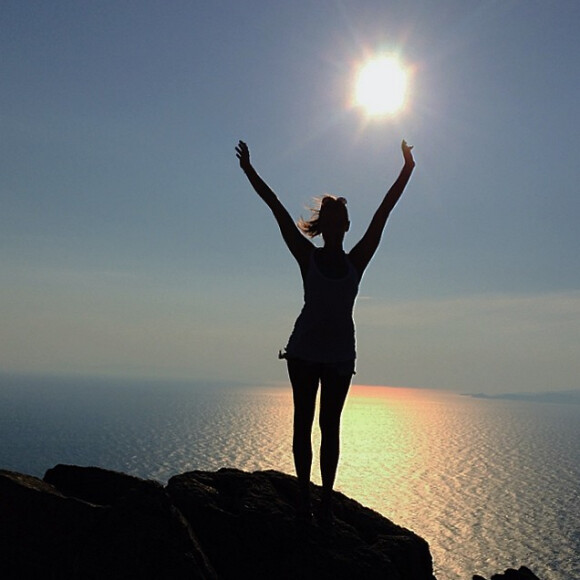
{"left": 285, "top": 249, "right": 360, "bottom": 363}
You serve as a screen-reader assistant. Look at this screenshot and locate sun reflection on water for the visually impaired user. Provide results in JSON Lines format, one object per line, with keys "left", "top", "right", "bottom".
{"left": 339, "top": 386, "right": 439, "bottom": 520}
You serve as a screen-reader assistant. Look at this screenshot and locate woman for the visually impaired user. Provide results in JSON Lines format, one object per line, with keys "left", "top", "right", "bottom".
{"left": 235, "top": 139, "right": 415, "bottom": 521}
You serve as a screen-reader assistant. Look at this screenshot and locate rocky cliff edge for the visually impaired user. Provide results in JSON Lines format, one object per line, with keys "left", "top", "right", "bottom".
{"left": 0, "top": 465, "right": 540, "bottom": 580}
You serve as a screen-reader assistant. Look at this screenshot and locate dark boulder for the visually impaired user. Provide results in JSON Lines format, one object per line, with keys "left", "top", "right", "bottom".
{"left": 0, "top": 466, "right": 215, "bottom": 579}
{"left": 44, "top": 463, "right": 163, "bottom": 506}
{"left": 167, "top": 467, "right": 435, "bottom": 580}
{"left": 0, "top": 469, "right": 98, "bottom": 578}
{"left": 0, "top": 464, "right": 543, "bottom": 579}
{"left": 473, "top": 566, "right": 542, "bottom": 580}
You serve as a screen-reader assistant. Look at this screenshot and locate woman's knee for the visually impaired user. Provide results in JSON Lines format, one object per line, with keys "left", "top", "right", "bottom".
{"left": 294, "top": 416, "right": 313, "bottom": 438}
{"left": 318, "top": 409, "right": 341, "bottom": 434}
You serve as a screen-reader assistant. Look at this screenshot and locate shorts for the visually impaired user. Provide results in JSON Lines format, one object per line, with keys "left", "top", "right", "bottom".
{"left": 280, "top": 351, "right": 356, "bottom": 377}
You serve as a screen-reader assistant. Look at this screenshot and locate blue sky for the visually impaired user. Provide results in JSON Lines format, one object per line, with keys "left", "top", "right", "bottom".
{"left": 1, "top": 1, "right": 579, "bottom": 393}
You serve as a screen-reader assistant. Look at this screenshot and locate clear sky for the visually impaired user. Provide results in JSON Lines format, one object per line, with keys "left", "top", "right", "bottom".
{"left": 2, "top": 1, "right": 579, "bottom": 393}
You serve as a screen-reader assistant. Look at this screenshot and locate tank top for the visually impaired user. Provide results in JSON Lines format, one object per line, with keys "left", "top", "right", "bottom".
{"left": 285, "top": 249, "right": 360, "bottom": 363}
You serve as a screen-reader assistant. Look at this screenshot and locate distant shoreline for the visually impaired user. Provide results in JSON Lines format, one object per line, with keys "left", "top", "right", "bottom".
{"left": 463, "top": 389, "right": 580, "bottom": 405}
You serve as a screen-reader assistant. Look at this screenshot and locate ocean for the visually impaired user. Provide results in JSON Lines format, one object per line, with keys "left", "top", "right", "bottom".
{"left": 1, "top": 374, "right": 578, "bottom": 580}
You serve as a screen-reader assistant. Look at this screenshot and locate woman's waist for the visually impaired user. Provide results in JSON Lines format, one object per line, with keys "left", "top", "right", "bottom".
{"left": 294, "top": 310, "right": 355, "bottom": 328}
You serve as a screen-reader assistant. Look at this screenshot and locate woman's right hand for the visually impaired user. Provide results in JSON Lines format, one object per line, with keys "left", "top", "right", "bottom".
{"left": 401, "top": 139, "right": 415, "bottom": 168}
{"left": 235, "top": 140, "right": 251, "bottom": 171}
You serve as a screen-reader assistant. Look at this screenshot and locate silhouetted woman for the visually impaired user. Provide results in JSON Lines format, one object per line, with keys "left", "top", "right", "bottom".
{"left": 236, "top": 139, "right": 415, "bottom": 521}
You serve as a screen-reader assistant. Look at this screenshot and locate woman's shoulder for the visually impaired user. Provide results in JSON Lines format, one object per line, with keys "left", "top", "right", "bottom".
{"left": 295, "top": 245, "right": 316, "bottom": 280}
{"left": 346, "top": 249, "right": 365, "bottom": 280}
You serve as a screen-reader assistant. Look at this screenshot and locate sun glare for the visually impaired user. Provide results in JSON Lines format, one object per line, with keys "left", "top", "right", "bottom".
{"left": 354, "top": 56, "right": 408, "bottom": 116}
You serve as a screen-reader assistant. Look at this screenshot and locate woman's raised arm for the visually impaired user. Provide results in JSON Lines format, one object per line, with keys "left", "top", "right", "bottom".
{"left": 236, "top": 141, "right": 312, "bottom": 267}
{"left": 349, "top": 140, "right": 415, "bottom": 276}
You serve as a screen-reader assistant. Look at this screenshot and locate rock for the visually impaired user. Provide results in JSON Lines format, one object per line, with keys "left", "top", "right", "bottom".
{"left": 44, "top": 463, "right": 163, "bottom": 505}
{"left": 0, "top": 469, "right": 98, "bottom": 577}
{"left": 167, "top": 467, "right": 435, "bottom": 580}
{"left": 0, "top": 466, "right": 215, "bottom": 579}
{"left": 0, "top": 464, "right": 542, "bottom": 579}
{"left": 473, "top": 565, "right": 542, "bottom": 580}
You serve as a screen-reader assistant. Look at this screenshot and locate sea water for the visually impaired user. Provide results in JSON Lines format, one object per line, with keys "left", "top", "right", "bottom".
{"left": 1, "top": 374, "right": 578, "bottom": 580}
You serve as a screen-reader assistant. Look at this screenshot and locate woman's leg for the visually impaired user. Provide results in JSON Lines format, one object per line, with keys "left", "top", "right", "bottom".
{"left": 287, "top": 359, "right": 320, "bottom": 513}
{"left": 318, "top": 367, "right": 352, "bottom": 514}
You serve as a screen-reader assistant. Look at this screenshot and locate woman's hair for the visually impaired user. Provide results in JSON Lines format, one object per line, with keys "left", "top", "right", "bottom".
{"left": 297, "top": 195, "right": 348, "bottom": 238}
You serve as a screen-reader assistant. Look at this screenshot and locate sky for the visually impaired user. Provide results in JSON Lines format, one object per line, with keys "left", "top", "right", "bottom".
{"left": 1, "top": 0, "right": 579, "bottom": 394}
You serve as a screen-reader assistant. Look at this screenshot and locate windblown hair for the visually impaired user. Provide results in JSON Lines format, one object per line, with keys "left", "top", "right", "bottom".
{"left": 297, "top": 195, "right": 348, "bottom": 238}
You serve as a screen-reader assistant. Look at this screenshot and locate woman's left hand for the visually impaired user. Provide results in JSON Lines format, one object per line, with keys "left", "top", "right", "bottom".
{"left": 236, "top": 140, "right": 251, "bottom": 171}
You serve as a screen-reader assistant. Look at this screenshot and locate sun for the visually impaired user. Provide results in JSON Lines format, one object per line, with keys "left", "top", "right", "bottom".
{"left": 354, "top": 56, "right": 408, "bottom": 116}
